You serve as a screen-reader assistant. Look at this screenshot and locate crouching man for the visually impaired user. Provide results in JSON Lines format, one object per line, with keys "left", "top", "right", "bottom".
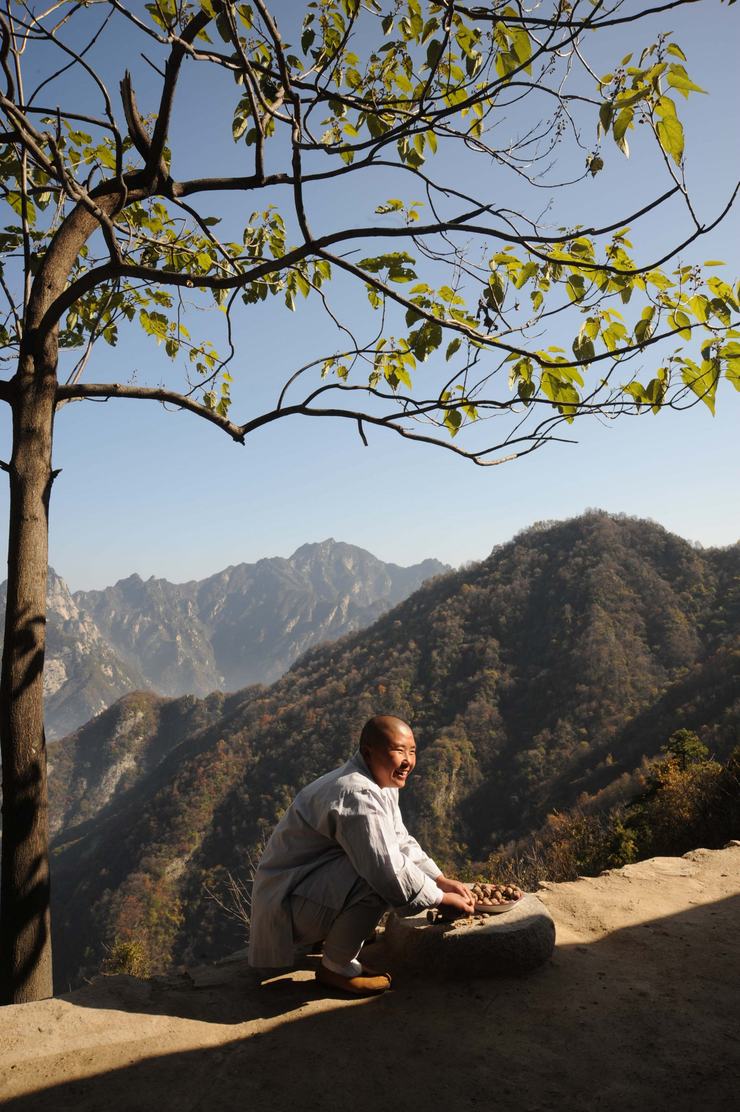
{"left": 248, "top": 714, "right": 475, "bottom": 996}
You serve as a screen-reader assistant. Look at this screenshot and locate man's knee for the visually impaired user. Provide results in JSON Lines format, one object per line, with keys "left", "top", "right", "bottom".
{"left": 344, "top": 876, "right": 388, "bottom": 913}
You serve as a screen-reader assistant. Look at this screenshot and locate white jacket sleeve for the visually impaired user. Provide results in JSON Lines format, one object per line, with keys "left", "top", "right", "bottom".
{"left": 330, "top": 790, "right": 442, "bottom": 910}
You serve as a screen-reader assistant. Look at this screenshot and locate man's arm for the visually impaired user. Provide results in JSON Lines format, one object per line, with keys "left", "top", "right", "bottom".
{"left": 331, "top": 791, "right": 443, "bottom": 910}
{"left": 390, "top": 795, "right": 475, "bottom": 912}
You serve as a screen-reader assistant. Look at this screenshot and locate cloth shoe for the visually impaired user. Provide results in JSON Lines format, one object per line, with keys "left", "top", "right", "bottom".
{"left": 316, "top": 963, "right": 392, "bottom": 996}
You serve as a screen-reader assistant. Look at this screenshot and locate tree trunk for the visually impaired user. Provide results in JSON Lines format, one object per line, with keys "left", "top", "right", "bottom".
{"left": 0, "top": 359, "right": 57, "bottom": 1004}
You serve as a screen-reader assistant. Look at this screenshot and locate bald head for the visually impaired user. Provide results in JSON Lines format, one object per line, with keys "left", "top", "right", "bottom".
{"left": 359, "top": 716, "right": 416, "bottom": 789}
{"left": 360, "top": 715, "right": 412, "bottom": 750}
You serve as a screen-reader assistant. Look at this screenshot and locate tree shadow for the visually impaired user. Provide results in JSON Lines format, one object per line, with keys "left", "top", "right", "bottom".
{"left": 3, "top": 896, "right": 738, "bottom": 1112}
{"left": 55, "top": 952, "right": 337, "bottom": 1026}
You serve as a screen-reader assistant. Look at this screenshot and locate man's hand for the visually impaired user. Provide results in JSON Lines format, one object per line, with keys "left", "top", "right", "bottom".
{"left": 436, "top": 875, "right": 475, "bottom": 914}
{"left": 436, "top": 876, "right": 474, "bottom": 900}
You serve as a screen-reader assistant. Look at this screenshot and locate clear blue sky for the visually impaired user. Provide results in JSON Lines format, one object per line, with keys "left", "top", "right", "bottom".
{"left": 1, "top": 1, "right": 737, "bottom": 590}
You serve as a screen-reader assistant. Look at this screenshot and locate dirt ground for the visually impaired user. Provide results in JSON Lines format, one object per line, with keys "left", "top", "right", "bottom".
{"left": 1, "top": 844, "right": 739, "bottom": 1112}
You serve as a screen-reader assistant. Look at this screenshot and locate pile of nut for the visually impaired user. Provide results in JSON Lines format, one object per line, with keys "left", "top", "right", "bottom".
{"left": 470, "top": 881, "right": 523, "bottom": 907}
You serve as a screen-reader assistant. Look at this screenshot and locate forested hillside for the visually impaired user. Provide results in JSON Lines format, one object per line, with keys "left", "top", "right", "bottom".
{"left": 48, "top": 513, "right": 740, "bottom": 990}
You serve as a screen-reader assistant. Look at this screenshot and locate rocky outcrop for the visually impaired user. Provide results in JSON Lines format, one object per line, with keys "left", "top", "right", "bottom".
{"left": 383, "top": 893, "right": 556, "bottom": 975}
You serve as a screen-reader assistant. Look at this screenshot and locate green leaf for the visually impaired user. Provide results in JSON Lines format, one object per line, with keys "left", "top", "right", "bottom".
{"left": 613, "top": 107, "right": 633, "bottom": 156}
{"left": 689, "top": 295, "right": 709, "bottom": 323}
{"left": 426, "top": 38, "right": 443, "bottom": 69}
{"left": 572, "top": 332, "right": 595, "bottom": 362}
{"left": 669, "top": 309, "right": 692, "bottom": 339}
{"left": 681, "top": 357, "right": 719, "bottom": 413}
{"left": 707, "top": 275, "right": 739, "bottom": 309}
{"left": 486, "top": 271, "right": 505, "bottom": 311}
{"left": 95, "top": 145, "right": 117, "bottom": 170}
{"left": 446, "top": 337, "right": 462, "bottom": 361}
{"left": 409, "top": 320, "right": 443, "bottom": 360}
{"left": 301, "top": 23, "right": 315, "bottom": 54}
{"left": 6, "top": 191, "right": 36, "bottom": 227}
{"left": 565, "top": 274, "right": 586, "bottom": 302}
{"left": 510, "top": 28, "right": 532, "bottom": 71}
{"left": 634, "top": 305, "right": 656, "bottom": 345}
{"left": 443, "top": 406, "right": 462, "bottom": 436}
{"left": 233, "top": 104, "right": 251, "bottom": 140}
{"left": 666, "top": 64, "right": 706, "bottom": 98}
{"left": 656, "top": 111, "right": 684, "bottom": 166}
{"left": 598, "top": 101, "right": 613, "bottom": 136}
{"left": 541, "top": 372, "right": 580, "bottom": 418}
{"left": 725, "top": 364, "right": 740, "bottom": 391}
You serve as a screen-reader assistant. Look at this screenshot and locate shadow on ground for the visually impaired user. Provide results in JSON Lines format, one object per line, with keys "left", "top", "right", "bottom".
{"left": 3, "top": 897, "right": 739, "bottom": 1112}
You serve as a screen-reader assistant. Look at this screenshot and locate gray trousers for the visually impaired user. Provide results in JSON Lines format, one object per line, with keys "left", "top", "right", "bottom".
{"left": 289, "top": 876, "right": 388, "bottom": 965}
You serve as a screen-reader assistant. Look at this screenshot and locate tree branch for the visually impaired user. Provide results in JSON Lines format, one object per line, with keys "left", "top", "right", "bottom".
{"left": 55, "top": 381, "right": 245, "bottom": 444}
{"left": 120, "top": 71, "right": 154, "bottom": 164}
{"left": 454, "top": 0, "right": 704, "bottom": 31}
{"left": 237, "top": 400, "right": 573, "bottom": 467}
{"left": 144, "top": 8, "right": 211, "bottom": 183}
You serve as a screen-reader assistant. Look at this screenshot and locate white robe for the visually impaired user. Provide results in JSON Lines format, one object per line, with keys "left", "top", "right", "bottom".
{"left": 248, "top": 750, "right": 443, "bottom": 967}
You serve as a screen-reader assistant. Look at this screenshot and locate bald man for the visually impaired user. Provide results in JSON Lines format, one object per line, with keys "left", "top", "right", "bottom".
{"left": 248, "top": 716, "right": 474, "bottom": 995}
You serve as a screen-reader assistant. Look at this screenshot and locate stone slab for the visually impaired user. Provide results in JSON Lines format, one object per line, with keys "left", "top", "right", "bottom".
{"left": 383, "top": 892, "right": 555, "bottom": 977}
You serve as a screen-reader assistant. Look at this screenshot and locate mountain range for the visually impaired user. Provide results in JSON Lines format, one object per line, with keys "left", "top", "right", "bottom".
{"left": 0, "top": 541, "right": 448, "bottom": 739}
{"left": 46, "top": 512, "right": 740, "bottom": 990}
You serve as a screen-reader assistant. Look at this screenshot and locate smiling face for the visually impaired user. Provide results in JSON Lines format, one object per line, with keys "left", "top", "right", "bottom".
{"left": 361, "top": 721, "right": 417, "bottom": 790}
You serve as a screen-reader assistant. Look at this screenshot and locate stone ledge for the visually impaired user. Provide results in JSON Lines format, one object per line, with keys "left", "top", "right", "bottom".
{"left": 383, "top": 892, "right": 555, "bottom": 977}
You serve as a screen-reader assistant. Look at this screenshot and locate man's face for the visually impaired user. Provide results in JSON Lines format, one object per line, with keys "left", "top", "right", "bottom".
{"left": 363, "top": 727, "right": 417, "bottom": 789}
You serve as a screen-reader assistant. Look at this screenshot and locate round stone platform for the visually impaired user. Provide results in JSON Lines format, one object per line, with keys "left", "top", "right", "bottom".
{"left": 383, "top": 893, "right": 555, "bottom": 977}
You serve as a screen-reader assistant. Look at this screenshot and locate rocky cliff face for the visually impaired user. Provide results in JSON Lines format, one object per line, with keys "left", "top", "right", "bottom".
{"left": 0, "top": 570, "right": 144, "bottom": 741}
{"left": 0, "top": 542, "right": 447, "bottom": 739}
{"left": 76, "top": 540, "right": 448, "bottom": 695}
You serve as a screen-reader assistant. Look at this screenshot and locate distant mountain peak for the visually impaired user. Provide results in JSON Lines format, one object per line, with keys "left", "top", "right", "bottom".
{"left": 3, "top": 541, "right": 448, "bottom": 739}
{"left": 291, "top": 538, "right": 351, "bottom": 559}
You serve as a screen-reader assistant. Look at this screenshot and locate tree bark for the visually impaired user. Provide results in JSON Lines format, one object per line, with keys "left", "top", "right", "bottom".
{"left": 0, "top": 357, "right": 57, "bottom": 1004}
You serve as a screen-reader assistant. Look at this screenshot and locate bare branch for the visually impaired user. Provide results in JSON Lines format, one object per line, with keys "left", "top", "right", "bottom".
{"left": 120, "top": 71, "right": 154, "bottom": 164}
{"left": 453, "top": 1, "right": 704, "bottom": 32}
{"left": 55, "top": 381, "right": 246, "bottom": 444}
{"left": 144, "top": 8, "right": 211, "bottom": 184}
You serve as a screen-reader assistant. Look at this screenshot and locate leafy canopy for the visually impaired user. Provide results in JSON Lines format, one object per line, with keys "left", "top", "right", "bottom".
{"left": 0, "top": 0, "right": 737, "bottom": 461}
